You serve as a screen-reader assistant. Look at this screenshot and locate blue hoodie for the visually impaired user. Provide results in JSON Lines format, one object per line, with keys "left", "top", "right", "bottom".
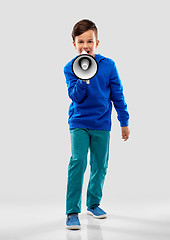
{"left": 64, "top": 54, "right": 129, "bottom": 131}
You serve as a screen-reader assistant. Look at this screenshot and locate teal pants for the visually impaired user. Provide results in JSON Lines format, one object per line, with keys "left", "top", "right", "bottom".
{"left": 66, "top": 128, "right": 110, "bottom": 215}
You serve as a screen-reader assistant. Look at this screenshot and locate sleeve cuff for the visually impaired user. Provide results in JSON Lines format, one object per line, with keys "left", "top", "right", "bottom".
{"left": 120, "top": 120, "right": 129, "bottom": 127}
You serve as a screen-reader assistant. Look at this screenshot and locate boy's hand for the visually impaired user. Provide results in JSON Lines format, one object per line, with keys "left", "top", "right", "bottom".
{"left": 121, "top": 126, "right": 130, "bottom": 141}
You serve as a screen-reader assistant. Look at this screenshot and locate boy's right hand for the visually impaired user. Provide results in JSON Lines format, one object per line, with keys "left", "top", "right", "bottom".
{"left": 121, "top": 126, "right": 130, "bottom": 141}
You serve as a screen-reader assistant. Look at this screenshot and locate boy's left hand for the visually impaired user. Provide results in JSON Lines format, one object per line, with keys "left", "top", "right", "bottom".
{"left": 121, "top": 126, "right": 130, "bottom": 141}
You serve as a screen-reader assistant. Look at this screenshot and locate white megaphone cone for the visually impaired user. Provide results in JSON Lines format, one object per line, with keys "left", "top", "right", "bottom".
{"left": 81, "top": 50, "right": 88, "bottom": 55}
{"left": 72, "top": 50, "right": 98, "bottom": 84}
{"left": 80, "top": 51, "right": 90, "bottom": 83}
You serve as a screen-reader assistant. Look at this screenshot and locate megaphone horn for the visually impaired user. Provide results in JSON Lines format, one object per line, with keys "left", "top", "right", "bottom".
{"left": 79, "top": 57, "right": 91, "bottom": 70}
{"left": 72, "top": 50, "right": 98, "bottom": 84}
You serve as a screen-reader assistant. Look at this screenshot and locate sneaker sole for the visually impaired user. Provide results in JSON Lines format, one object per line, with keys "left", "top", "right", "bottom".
{"left": 66, "top": 225, "right": 81, "bottom": 230}
{"left": 87, "top": 210, "right": 107, "bottom": 219}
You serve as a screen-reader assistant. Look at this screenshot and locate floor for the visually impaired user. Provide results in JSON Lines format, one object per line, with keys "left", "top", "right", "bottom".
{"left": 0, "top": 201, "right": 170, "bottom": 240}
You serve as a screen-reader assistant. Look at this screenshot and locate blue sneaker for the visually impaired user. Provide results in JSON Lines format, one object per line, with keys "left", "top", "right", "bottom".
{"left": 87, "top": 206, "right": 107, "bottom": 219}
{"left": 66, "top": 214, "right": 81, "bottom": 230}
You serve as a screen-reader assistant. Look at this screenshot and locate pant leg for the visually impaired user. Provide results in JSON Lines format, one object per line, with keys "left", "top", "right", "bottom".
{"left": 86, "top": 130, "right": 110, "bottom": 209}
{"left": 66, "top": 128, "right": 90, "bottom": 215}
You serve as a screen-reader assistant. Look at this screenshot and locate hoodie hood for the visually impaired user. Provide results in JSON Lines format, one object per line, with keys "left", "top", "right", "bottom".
{"left": 94, "top": 54, "right": 105, "bottom": 63}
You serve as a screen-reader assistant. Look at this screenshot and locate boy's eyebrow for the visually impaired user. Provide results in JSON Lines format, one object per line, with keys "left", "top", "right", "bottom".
{"left": 77, "top": 38, "right": 94, "bottom": 41}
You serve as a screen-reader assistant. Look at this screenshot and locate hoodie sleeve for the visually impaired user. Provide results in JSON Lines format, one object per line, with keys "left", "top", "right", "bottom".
{"left": 64, "top": 63, "right": 88, "bottom": 104}
{"left": 109, "top": 61, "right": 129, "bottom": 127}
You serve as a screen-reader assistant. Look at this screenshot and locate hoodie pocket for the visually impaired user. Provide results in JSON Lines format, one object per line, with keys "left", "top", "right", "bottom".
{"left": 75, "top": 95, "right": 109, "bottom": 118}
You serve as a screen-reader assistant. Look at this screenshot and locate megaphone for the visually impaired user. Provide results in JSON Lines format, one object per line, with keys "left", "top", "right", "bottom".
{"left": 72, "top": 50, "right": 98, "bottom": 84}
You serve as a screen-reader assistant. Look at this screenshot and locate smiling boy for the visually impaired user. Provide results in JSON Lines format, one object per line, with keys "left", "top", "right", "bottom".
{"left": 64, "top": 19, "right": 130, "bottom": 230}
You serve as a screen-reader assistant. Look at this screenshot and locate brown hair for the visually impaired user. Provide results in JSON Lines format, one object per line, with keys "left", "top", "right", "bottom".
{"left": 72, "top": 19, "right": 98, "bottom": 42}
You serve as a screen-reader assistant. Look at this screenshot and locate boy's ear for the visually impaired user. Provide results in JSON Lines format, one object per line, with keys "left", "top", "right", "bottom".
{"left": 73, "top": 41, "right": 77, "bottom": 49}
{"left": 96, "top": 40, "right": 100, "bottom": 48}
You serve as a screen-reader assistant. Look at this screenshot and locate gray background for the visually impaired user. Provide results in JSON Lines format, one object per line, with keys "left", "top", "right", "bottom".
{"left": 0, "top": 0, "right": 170, "bottom": 210}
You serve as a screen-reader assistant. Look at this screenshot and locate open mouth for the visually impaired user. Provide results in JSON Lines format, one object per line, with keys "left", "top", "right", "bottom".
{"left": 87, "top": 51, "right": 90, "bottom": 54}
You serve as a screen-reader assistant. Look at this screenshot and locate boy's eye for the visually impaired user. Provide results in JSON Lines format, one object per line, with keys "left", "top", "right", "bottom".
{"left": 78, "top": 41, "right": 93, "bottom": 43}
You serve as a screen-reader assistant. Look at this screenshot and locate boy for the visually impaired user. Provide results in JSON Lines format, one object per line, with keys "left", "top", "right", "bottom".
{"left": 64, "top": 19, "right": 130, "bottom": 230}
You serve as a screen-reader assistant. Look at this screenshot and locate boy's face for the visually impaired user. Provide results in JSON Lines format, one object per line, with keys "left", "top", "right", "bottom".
{"left": 73, "top": 30, "right": 99, "bottom": 57}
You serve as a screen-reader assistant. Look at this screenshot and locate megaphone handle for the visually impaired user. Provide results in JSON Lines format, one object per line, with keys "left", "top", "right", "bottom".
{"left": 86, "top": 80, "right": 90, "bottom": 84}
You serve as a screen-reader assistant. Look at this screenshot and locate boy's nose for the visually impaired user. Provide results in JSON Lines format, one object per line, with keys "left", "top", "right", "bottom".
{"left": 83, "top": 43, "right": 88, "bottom": 48}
